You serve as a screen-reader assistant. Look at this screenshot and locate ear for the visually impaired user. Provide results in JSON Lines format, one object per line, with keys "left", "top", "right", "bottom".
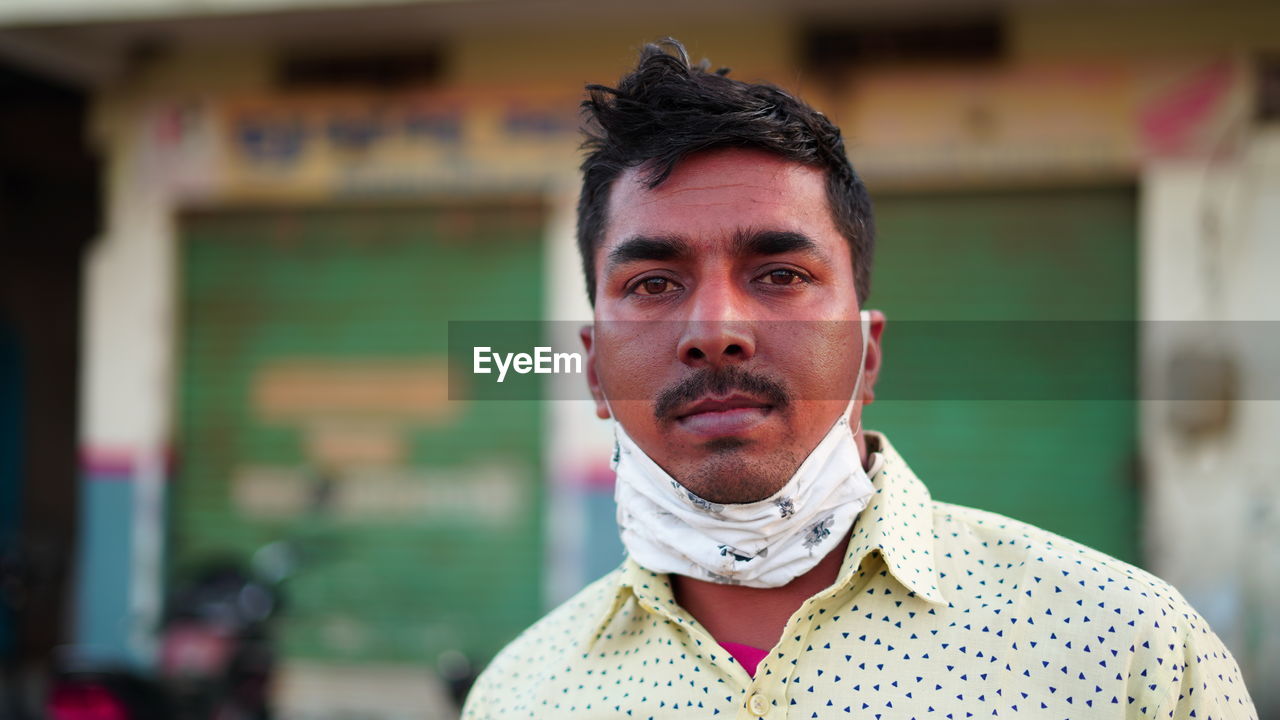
{"left": 860, "top": 309, "right": 886, "bottom": 406}
{"left": 579, "top": 324, "right": 611, "bottom": 419}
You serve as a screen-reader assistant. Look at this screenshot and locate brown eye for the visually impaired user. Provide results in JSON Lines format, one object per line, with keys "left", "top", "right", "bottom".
{"left": 763, "top": 269, "right": 804, "bottom": 285}
{"left": 636, "top": 277, "right": 678, "bottom": 295}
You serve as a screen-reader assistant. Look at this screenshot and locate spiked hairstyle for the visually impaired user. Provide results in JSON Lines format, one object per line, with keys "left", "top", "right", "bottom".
{"left": 576, "top": 38, "right": 875, "bottom": 304}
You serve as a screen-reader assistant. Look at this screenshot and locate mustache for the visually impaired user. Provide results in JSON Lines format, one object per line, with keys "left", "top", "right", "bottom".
{"left": 653, "top": 366, "right": 792, "bottom": 422}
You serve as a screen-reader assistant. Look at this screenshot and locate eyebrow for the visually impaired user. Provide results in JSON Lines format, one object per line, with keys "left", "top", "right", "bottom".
{"left": 731, "top": 228, "right": 827, "bottom": 261}
{"left": 604, "top": 234, "right": 690, "bottom": 273}
{"left": 603, "top": 228, "right": 832, "bottom": 276}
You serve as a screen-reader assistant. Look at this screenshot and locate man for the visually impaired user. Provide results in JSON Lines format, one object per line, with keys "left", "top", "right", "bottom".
{"left": 462, "top": 39, "right": 1255, "bottom": 719}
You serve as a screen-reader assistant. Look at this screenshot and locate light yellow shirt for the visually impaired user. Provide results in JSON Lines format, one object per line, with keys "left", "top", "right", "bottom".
{"left": 463, "top": 431, "right": 1255, "bottom": 719}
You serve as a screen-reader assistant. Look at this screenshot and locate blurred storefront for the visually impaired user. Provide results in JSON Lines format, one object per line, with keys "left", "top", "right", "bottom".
{"left": 0, "top": 1, "right": 1277, "bottom": 718}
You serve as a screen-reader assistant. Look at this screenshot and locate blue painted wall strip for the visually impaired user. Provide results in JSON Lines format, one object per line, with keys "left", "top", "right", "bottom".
{"left": 73, "top": 474, "right": 136, "bottom": 665}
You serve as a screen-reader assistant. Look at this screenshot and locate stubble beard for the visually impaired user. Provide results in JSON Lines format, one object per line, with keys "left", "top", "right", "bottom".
{"left": 674, "top": 442, "right": 803, "bottom": 504}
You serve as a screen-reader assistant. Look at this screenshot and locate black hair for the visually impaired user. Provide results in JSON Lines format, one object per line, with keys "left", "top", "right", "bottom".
{"left": 576, "top": 38, "right": 875, "bottom": 304}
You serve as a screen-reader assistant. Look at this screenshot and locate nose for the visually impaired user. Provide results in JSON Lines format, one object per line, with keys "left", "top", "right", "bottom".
{"left": 675, "top": 279, "right": 757, "bottom": 368}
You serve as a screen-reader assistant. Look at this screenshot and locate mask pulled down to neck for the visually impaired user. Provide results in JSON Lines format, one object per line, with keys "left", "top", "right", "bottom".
{"left": 608, "top": 311, "right": 876, "bottom": 588}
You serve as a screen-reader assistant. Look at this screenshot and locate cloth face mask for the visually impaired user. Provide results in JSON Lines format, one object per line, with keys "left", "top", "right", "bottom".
{"left": 609, "top": 311, "right": 876, "bottom": 588}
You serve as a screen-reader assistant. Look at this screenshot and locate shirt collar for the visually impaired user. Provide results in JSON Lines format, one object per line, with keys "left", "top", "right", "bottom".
{"left": 834, "top": 430, "right": 947, "bottom": 605}
{"left": 586, "top": 430, "right": 946, "bottom": 645}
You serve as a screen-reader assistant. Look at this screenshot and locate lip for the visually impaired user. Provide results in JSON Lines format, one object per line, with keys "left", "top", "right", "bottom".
{"left": 675, "top": 394, "right": 773, "bottom": 439}
{"left": 676, "top": 393, "right": 771, "bottom": 418}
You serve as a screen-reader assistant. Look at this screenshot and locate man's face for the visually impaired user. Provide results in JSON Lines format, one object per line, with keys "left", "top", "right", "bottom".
{"left": 581, "top": 147, "right": 884, "bottom": 504}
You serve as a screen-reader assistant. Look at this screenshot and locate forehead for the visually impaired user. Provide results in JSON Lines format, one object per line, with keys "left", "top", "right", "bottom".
{"left": 602, "top": 148, "right": 840, "bottom": 253}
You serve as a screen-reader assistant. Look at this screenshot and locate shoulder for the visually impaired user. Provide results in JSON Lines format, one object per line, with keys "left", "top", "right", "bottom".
{"left": 462, "top": 566, "right": 625, "bottom": 719}
{"left": 931, "top": 500, "right": 1202, "bottom": 623}
{"left": 931, "top": 502, "right": 1255, "bottom": 718}
{"left": 931, "top": 500, "right": 1186, "bottom": 611}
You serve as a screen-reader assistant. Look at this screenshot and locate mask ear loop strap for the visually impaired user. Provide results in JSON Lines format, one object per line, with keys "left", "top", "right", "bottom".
{"left": 844, "top": 310, "right": 872, "bottom": 429}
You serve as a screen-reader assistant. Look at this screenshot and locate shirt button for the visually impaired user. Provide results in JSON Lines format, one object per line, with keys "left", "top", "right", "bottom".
{"left": 747, "top": 692, "right": 768, "bottom": 716}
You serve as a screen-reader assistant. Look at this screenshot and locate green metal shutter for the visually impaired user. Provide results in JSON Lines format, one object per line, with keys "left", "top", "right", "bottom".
{"left": 866, "top": 187, "right": 1139, "bottom": 563}
{"left": 175, "top": 203, "right": 546, "bottom": 664}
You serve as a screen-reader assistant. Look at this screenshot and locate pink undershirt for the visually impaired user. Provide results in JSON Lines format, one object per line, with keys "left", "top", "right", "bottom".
{"left": 719, "top": 641, "right": 768, "bottom": 676}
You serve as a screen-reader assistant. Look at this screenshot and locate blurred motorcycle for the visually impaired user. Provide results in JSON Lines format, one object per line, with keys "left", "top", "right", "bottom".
{"left": 48, "top": 542, "right": 295, "bottom": 720}
{"left": 157, "top": 560, "right": 279, "bottom": 720}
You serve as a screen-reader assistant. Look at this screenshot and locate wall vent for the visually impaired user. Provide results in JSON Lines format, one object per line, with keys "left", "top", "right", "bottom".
{"left": 278, "top": 48, "right": 445, "bottom": 90}
{"left": 803, "top": 19, "right": 1003, "bottom": 71}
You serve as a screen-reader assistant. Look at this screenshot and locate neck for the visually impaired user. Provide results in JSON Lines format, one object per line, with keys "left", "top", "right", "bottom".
{"left": 671, "top": 433, "right": 873, "bottom": 651}
{"left": 672, "top": 529, "right": 853, "bottom": 650}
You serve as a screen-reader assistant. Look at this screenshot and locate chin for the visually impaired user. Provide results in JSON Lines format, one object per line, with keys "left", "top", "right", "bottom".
{"left": 679, "top": 448, "right": 800, "bottom": 504}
